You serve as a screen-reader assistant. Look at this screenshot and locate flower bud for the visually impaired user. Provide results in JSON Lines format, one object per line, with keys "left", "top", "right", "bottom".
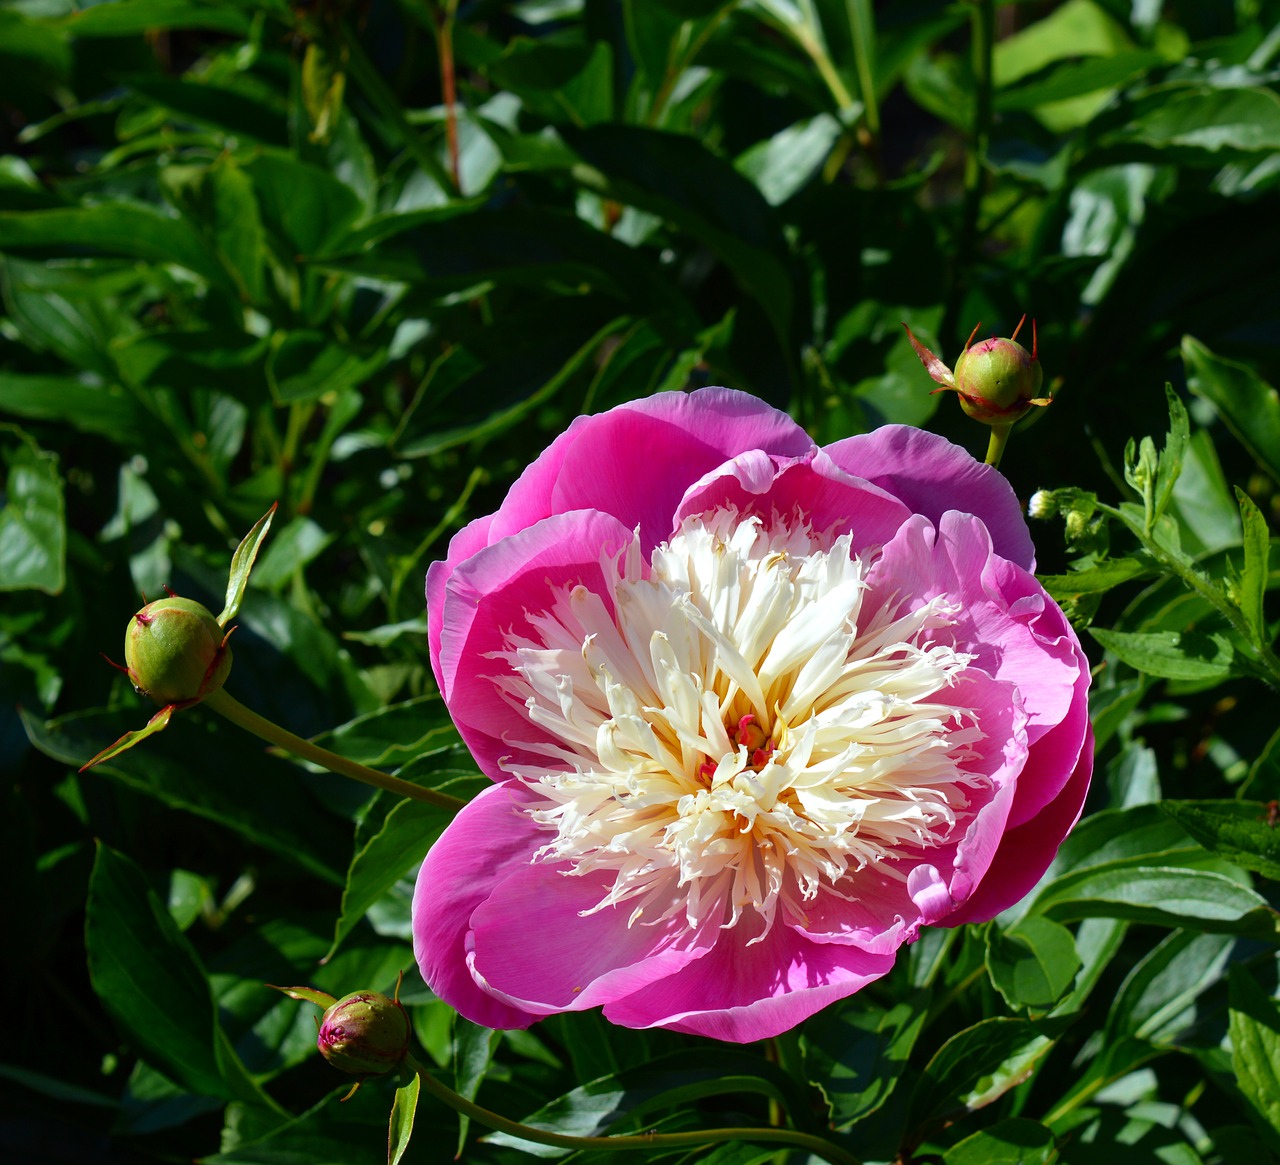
{"left": 951, "top": 331, "right": 1044, "bottom": 424}
{"left": 124, "top": 596, "right": 232, "bottom": 706}
{"left": 316, "top": 991, "right": 410, "bottom": 1077}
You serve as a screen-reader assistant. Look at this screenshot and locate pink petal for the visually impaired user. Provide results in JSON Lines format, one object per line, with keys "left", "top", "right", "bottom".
{"left": 673, "top": 449, "right": 911, "bottom": 554}
{"left": 412, "top": 783, "right": 545, "bottom": 1030}
{"left": 941, "top": 719, "right": 1094, "bottom": 926}
{"left": 426, "top": 513, "right": 493, "bottom": 694}
{"left": 602, "top": 922, "right": 896, "bottom": 1042}
{"left": 467, "top": 868, "right": 714, "bottom": 1015}
{"left": 867, "top": 512, "right": 1087, "bottom": 823}
{"left": 825, "top": 425, "right": 1036, "bottom": 570}
{"left": 531, "top": 388, "right": 814, "bottom": 552}
{"left": 434, "top": 509, "right": 634, "bottom": 778}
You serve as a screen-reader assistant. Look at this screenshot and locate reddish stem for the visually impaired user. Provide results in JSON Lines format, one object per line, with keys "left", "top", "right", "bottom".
{"left": 436, "top": 4, "right": 460, "bottom": 190}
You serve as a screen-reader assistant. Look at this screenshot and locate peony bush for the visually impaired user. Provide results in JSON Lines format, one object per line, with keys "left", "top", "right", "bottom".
{"left": 414, "top": 388, "right": 1092, "bottom": 1042}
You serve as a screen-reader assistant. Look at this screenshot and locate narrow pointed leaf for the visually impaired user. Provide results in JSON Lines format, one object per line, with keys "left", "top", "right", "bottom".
{"left": 387, "top": 1071, "right": 420, "bottom": 1165}
{"left": 1233, "top": 487, "right": 1270, "bottom": 640}
{"left": 79, "top": 704, "right": 176, "bottom": 772}
{"left": 220, "top": 503, "right": 277, "bottom": 626}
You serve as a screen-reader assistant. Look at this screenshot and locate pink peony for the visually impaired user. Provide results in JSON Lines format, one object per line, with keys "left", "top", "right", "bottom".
{"left": 413, "top": 388, "right": 1092, "bottom": 1043}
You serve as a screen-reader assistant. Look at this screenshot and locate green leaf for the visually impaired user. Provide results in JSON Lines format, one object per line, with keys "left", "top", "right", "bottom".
{"left": 1230, "top": 488, "right": 1269, "bottom": 640}
{"left": 1033, "top": 865, "right": 1276, "bottom": 936}
{"left": 206, "top": 158, "right": 267, "bottom": 302}
{"left": 1183, "top": 335, "right": 1280, "bottom": 484}
{"left": 246, "top": 153, "right": 363, "bottom": 257}
{"left": 387, "top": 1071, "right": 419, "bottom": 1165}
{"left": 78, "top": 704, "right": 177, "bottom": 771}
{"left": 1109, "top": 86, "right": 1280, "bottom": 157}
{"left": 326, "top": 796, "right": 455, "bottom": 960}
{"left": 486, "top": 1051, "right": 802, "bottom": 1155}
{"left": 220, "top": 504, "right": 277, "bottom": 627}
{"left": 1154, "top": 384, "right": 1189, "bottom": 524}
{"left": 944, "top": 1118, "right": 1057, "bottom": 1165}
{"left": 453, "top": 1021, "right": 501, "bottom": 1156}
{"left": 801, "top": 997, "right": 927, "bottom": 1130}
{"left": 271, "top": 986, "right": 337, "bottom": 1009}
{"left": 0, "top": 373, "right": 143, "bottom": 442}
{"left": 58, "top": 0, "right": 253, "bottom": 37}
{"left": 266, "top": 331, "right": 387, "bottom": 404}
{"left": 0, "top": 205, "right": 229, "bottom": 287}
{"left": 563, "top": 124, "right": 794, "bottom": 344}
{"left": 1228, "top": 966, "right": 1280, "bottom": 1154}
{"left": 985, "top": 916, "right": 1082, "bottom": 1010}
{"left": 85, "top": 843, "right": 278, "bottom": 1107}
{"left": 1159, "top": 800, "right": 1280, "bottom": 881}
{"left": 24, "top": 706, "right": 349, "bottom": 885}
{"left": 1038, "top": 556, "right": 1152, "bottom": 598}
{"left": 906, "top": 1018, "right": 1065, "bottom": 1135}
{"left": 735, "top": 114, "right": 842, "bottom": 206}
{"left": 1106, "top": 930, "right": 1234, "bottom": 1043}
{"left": 1089, "top": 626, "right": 1235, "bottom": 681}
{"left": 0, "top": 427, "right": 65, "bottom": 594}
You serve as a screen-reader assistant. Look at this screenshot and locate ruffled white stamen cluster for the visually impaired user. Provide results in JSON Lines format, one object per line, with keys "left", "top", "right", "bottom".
{"left": 492, "top": 509, "right": 985, "bottom": 943}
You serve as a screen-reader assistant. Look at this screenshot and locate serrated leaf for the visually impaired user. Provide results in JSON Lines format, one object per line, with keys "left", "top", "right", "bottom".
{"left": 1154, "top": 383, "right": 1189, "bottom": 523}
{"left": 219, "top": 504, "right": 277, "bottom": 627}
{"left": 801, "top": 997, "right": 927, "bottom": 1130}
{"left": 986, "top": 915, "right": 1082, "bottom": 1010}
{"left": 1160, "top": 800, "right": 1280, "bottom": 881}
{"left": 1232, "top": 488, "right": 1270, "bottom": 641}
{"left": 1088, "top": 626, "right": 1235, "bottom": 681}
{"left": 1228, "top": 966, "right": 1280, "bottom": 1153}
{"left": 0, "top": 427, "right": 65, "bottom": 594}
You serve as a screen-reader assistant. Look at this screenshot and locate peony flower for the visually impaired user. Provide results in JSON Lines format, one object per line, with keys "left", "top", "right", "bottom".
{"left": 413, "top": 388, "right": 1092, "bottom": 1043}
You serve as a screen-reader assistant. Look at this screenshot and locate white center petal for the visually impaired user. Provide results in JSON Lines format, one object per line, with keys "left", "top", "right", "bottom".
{"left": 490, "top": 509, "right": 985, "bottom": 943}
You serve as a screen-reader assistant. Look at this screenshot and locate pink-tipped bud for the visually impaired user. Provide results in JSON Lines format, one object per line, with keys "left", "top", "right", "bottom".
{"left": 316, "top": 991, "right": 410, "bottom": 1077}
{"left": 952, "top": 329, "right": 1044, "bottom": 424}
{"left": 949, "top": 317, "right": 1049, "bottom": 425}
{"left": 904, "top": 315, "right": 1051, "bottom": 428}
{"left": 124, "top": 596, "right": 231, "bottom": 706}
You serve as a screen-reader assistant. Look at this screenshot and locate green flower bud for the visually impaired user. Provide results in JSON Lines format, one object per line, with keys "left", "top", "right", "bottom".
{"left": 952, "top": 330, "right": 1044, "bottom": 424}
{"left": 124, "top": 596, "right": 232, "bottom": 706}
{"left": 903, "top": 315, "right": 1052, "bottom": 429}
{"left": 317, "top": 991, "right": 410, "bottom": 1077}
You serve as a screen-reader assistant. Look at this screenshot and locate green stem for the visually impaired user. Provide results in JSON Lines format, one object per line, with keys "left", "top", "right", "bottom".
{"left": 204, "top": 689, "right": 466, "bottom": 811}
{"left": 984, "top": 422, "right": 1013, "bottom": 468}
{"left": 846, "top": 0, "right": 880, "bottom": 160}
{"left": 1096, "top": 502, "right": 1280, "bottom": 687}
{"left": 407, "top": 1056, "right": 862, "bottom": 1165}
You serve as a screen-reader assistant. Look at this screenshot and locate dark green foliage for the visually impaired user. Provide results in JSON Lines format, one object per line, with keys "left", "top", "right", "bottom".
{"left": 3, "top": 1, "right": 1280, "bottom": 1162}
